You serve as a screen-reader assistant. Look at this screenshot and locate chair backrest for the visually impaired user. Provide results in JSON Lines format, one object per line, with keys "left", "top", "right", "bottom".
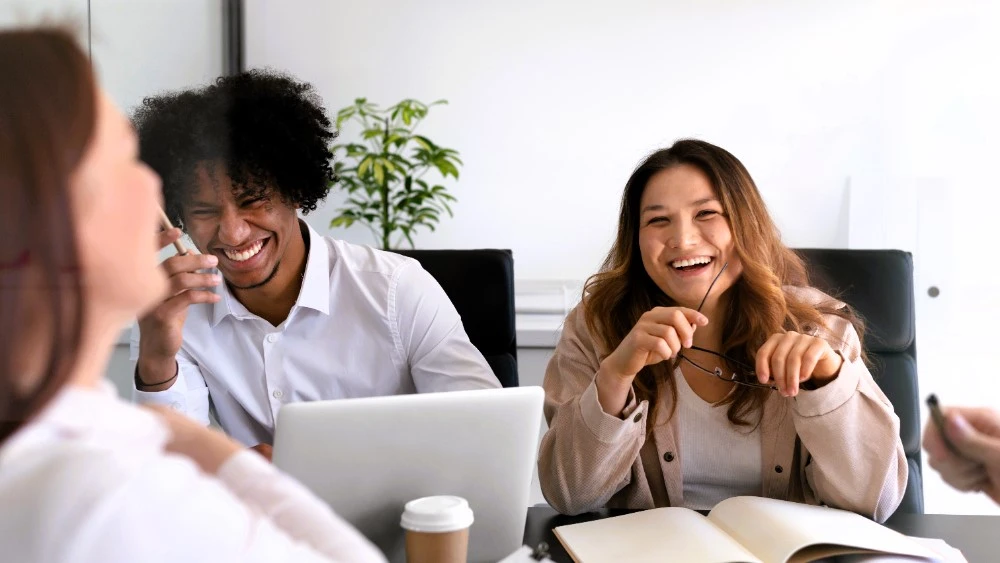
{"left": 393, "top": 249, "right": 518, "bottom": 387}
{"left": 795, "top": 248, "right": 922, "bottom": 514}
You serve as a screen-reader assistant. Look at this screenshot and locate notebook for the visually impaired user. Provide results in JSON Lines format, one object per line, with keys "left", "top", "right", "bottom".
{"left": 553, "top": 496, "right": 958, "bottom": 563}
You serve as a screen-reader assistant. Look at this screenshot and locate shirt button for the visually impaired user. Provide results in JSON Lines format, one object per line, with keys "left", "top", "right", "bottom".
{"left": 774, "top": 465, "right": 784, "bottom": 473}
{"left": 171, "top": 402, "right": 182, "bottom": 410}
{"left": 272, "top": 389, "right": 283, "bottom": 399}
{"left": 266, "top": 333, "right": 279, "bottom": 343}
{"left": 632, "top": 412, "right": 643, "bottom": 423}
{"left": 663, "top": 452, "right": 675, "bottom": 462}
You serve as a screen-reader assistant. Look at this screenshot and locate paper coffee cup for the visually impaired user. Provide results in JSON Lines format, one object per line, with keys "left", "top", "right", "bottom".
{"left": 400, "top": 495, "right": 474, "bottom": 563}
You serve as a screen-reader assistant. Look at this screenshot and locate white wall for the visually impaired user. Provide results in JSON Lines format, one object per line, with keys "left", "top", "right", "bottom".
{"left": 244, "top": 0, "right": 1000, "bottom": 281}
{"left": 90, "top": 0, "right": 224, "bottom": 113}
{"left": 0, "top": 1, "right": 86, "bottom": 30}
{"left": 246, "top": 0, "right": 1000, "bottom": 516}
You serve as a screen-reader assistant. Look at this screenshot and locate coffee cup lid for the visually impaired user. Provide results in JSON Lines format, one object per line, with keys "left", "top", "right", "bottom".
{"left": 400, "top": 495, "right": 474, "bottom": 533}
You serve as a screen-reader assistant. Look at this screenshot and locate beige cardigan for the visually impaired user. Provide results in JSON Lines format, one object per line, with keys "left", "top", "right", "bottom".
{"left": 538, "top": 287, "right": 907, "bottom": 522}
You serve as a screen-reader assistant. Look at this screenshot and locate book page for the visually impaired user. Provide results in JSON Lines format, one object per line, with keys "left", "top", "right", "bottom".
{"left": 706, "top": 497, "right": 939, "bottom": 563}
{"left": 553, "top": 507, "right": 762, "bottom": 563}
{"left": 828, "top": 536, "right": 967, "bottom": 562}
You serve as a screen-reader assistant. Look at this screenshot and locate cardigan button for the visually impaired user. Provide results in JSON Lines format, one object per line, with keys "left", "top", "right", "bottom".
{"left": 664, "top": 452, "right": 675, "bottom": 462}
{"left": 774, "top": 465, "right": 784, "bottom": 473}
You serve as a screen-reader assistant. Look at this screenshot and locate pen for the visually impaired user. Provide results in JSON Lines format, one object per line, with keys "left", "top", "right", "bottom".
{"left": 158, "top": 207, "right": 188, "bottom": 256}
{"left": 926, "top": 394, "right": 961, "bottom": 456}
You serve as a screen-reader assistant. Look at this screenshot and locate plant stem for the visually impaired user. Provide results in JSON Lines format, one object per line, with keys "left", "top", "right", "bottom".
{"left": 381, "top": 116, "right": 391, "bottom": 250}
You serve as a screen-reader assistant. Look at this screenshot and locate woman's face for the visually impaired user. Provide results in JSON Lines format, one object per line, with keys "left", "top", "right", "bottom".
{"left": 70, "top": 89, "right": 166, "bottom": 324}
{"left": 637, "top": 164, "right": 743, "bottom": 310}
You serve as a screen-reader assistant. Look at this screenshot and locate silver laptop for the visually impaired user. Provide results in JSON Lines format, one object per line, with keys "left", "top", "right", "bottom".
{"left": 272, "top": 386, "right": 545, "bottom": 563}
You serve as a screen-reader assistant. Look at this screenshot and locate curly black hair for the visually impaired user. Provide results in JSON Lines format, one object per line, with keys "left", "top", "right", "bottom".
{"left": 132, "top": 69, "right": 337, "bottom": 227}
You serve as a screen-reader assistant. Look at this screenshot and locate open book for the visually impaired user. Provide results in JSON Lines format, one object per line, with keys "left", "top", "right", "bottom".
{"left": 553, "top": 496, "right": 958, "bottom": 563}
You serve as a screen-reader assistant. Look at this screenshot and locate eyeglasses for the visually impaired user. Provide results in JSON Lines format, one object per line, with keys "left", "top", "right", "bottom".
{"left": 675, "top": 262, "right": 778, "bottom": 391}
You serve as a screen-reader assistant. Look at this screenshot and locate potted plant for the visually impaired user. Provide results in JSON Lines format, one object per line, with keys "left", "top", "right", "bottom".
{"left": 329, "top": 98, "right": 463, "bottom": 250}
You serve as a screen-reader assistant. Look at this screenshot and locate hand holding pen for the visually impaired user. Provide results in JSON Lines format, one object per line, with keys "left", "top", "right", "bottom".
{"left": 923, "top": 394, "right": 1000, "bottom": 504}
{"left": 158, "top": 207, "right": 189, "bottom": 256}
{"left": 134, "top": 209, "right": 221, "bottom": 390}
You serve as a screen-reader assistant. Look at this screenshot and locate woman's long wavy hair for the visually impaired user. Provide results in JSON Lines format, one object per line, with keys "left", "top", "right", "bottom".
{"left": 583, "top": 139, "right": 864, "bottom": 430}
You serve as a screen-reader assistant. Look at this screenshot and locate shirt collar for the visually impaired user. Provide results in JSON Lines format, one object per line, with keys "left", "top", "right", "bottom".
{"left": 296, "top": 221, "right": 331, "bottom": 315}
{"left": 211, "top": 220, "right": 330, "bottom": 327}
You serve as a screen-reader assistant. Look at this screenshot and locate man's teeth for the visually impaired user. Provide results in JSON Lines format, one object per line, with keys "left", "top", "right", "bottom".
{"left": 224, "top": 240, "right": 264, "bottom": 262}
{"left": 672, "top": 257, "right": 712, "bottom": 269}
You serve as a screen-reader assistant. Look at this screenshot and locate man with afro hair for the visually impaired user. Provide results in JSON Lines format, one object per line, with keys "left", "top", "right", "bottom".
{"left": 130, "top": 70, "right": 499, "bottom": 456}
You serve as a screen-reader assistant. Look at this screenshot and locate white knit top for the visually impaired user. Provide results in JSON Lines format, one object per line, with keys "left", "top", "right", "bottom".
{"left": 675, "top": 368, "right": 763, "bottom": 510}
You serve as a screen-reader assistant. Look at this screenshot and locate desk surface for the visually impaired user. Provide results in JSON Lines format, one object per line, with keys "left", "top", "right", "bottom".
{"left": 522, "top": 506, "right": 1000, "bottom": 562}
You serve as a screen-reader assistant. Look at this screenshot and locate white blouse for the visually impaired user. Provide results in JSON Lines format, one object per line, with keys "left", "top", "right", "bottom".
{"left": 0, "top": 381, "right": 386, "bottom": 563}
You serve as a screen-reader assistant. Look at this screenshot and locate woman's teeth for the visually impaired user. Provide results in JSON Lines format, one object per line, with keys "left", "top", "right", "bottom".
{"left": 224, "top": 239, "right": 264, "bottom": 262}
{"left": 671, "top": 256, "right": 712, "bottom": 269}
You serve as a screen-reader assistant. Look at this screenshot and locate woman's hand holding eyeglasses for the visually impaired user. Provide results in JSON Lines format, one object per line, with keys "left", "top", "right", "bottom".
{"left": 595, "top": 307, "right": 708, "bottom": 416}
{"left": 754, "top": 332, "right": 844, "bottom": 397}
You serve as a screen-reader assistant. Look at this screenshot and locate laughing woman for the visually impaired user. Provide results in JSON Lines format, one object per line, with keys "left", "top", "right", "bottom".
{"left": 537, "top": 139, "right": 906, "bottom": 521}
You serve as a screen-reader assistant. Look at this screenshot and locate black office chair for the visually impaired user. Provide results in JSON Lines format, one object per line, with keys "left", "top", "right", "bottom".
{"left": 796, "top": 248, "right": 922, "bottom": 514}
{"left": 393, "top": 249, "right": 518, "bottom": 388}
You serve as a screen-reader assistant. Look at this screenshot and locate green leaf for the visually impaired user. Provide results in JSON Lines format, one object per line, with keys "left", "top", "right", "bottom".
{"left": 330, "top": 216, "right": 355, "bottom": 228}
{"left": 411, "top": 148, "right": 432, "bottom": 165}
{"left": 385, "top": 133, "right": 407, "bottom": 147}
{"left": 434, "top": 159, "right": 459, "bottom": 179}
{"left": 345, "top": 143, "right": 370, "bottom": 157}
{"left": 335, "top": 106, "right": 356, "bottom": 128}
{"left": 385, "top": 153, "right": 412, "bottom": 169}
{"left": 440, "top": 149, "right": 464, "bottom": 166}
{"left": 357, "top": 155, "right": 374, "bottom": 177}
{"left": 412, "top": 135, "right": 434, "bottom": 151}
{"left": 373, "top": 162, "right": 384, "bottom": 185}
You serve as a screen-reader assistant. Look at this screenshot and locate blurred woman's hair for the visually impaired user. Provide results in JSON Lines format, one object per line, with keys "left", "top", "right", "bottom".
{"left": 0, "top": 26, "right": 94, "bottom": 443}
